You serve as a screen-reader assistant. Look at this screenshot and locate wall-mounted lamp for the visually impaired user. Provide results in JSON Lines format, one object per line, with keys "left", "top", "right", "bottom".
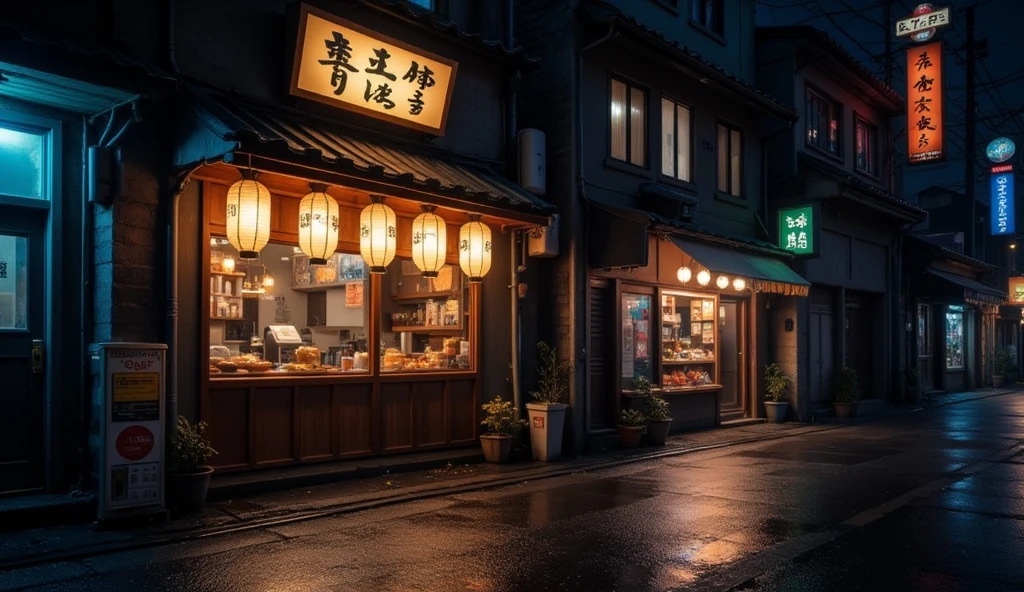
{"left": 784, "top": 318, "right": 794, "bottom": 332}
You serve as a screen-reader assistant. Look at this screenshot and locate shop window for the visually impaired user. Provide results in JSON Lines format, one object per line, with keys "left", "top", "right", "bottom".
{"left": 0, "top": 234, "right": 27, "bottom": 329}
{"left": 691, "top": 0, "right": 724, "bottom": 35}
{"left": 610, "top": 78, "right": 646, "bottom": 167}
{"left": 945, "top": 306, "right": 964, "bottom": 370}
{"left": 661, "top": 291, "right": 719, "bottom": 390}
{"left": 661, "top": 98, "right": 693, "bottom": 182}
{"left": 806, "top": 88, "right": 841, "bottom": 157}
{"left": 208, "top": 238, "right": 371, "bottom": 375}
{"left": 380, "top": 257, "right": 470, "bottom": 372}
{"left": 0, "top": 125, "right": 46, "bottom": 200}
{"left": 621, "top": 293, "right": 652, "bottom": 388}
{"left": 855, "top": 117, "right": 879, "bottom": 176}
{"left": 716, "top": 123, "right": 743, "bottom": 197}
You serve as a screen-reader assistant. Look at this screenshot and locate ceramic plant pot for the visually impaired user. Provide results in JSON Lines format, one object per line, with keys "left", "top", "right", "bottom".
{"left": 480, "top": 435, "right": 513, "bottom": 463}
{"left": 646, "top": 419, "right": 672, "bottom": 446}
{"left": 765, "top": 401, "right": 788, "bottom": 423}
{"left": 167, "top": 466, "right": 213, "bottom": 513}
{"left": 617, "top": 425, "right": 644, "bottom": 448}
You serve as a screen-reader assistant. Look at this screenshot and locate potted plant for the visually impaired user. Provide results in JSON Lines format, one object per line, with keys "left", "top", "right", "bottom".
{"left": 480, "top": 395, "right": 528, "bottom": 463}
{"left": 990, "top": 348, "right": 1011, "bottom": 388}
{"left": 637, "top": 377, "right": 673, "bottom": 445}
{"left": 167, "top": 415, "right": 217, "bottom": 513}
{"left": 763, "top": 363, "right": 791, "bottom": 423}
{"left": 831, "top": 367, "right": 859, "bottom": 419}
{"left": 526, "top": 341, "right": 573, "bottom": 462}
{"left": 904, "top": 366, "right": 921, "bottom": 403}
{"left": 618, "top": 408, "right": 646, "bottom": 448}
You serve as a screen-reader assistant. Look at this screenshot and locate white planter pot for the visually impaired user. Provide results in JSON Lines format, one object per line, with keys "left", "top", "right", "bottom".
{"left": 525, "top": 403, "right": 568, "bottom": 462}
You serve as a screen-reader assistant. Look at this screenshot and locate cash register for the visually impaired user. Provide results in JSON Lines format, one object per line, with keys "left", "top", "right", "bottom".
{"left": 264, "top": 324, "right": 304, "bottom": 364}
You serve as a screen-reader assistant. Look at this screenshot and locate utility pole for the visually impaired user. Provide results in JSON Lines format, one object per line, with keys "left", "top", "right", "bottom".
{"left": 883, "top": 0, "right": 894, "bottom": 194}
{"left": 965, "top": 5, "right": 976, "bottom": 258}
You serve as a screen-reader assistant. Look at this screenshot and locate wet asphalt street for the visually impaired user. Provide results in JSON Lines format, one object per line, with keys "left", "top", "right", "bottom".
{"left": 2, "top": 394, "right": 1023, "bottom": 592}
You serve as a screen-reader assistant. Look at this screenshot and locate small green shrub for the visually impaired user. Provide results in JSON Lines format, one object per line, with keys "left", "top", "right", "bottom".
{"left": 530, "top": 341, "right": 572, "bottom": 405}
{"left": 168, "top": 416, "right": 217, "bottom": 474}
{"left": 831, "top": 367, "right": 859, "bottom": 404}
{"left": 480, "top": 395, "right": 528, "bottom": 436}
{"left": 644, "top": 394, "right": 673, "bottom": 421}
{"left": 764, "top": 363, "right": 790, "bottom": 402}
{"left": 619, "top": 408, "right": 647, "bottom": 428}
{"left": 632, "top": 376, "right": 652, "bottom": 395}
{"left": 991, "top": 348, "right": 1012, "bottom": 375}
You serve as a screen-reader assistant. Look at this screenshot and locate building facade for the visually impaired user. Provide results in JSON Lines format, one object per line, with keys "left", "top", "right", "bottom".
{"left": 517, "top": 0, "right": 810, "bottom": 452}
{"left": 756, "top": 27, "right": 927, "bottom": 418}
{"left": 0, "top": 0, "right": 556, "bottom": 497}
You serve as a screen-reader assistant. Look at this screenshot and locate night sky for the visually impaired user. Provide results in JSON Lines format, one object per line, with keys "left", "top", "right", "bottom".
{"left": 757, "top": 0, "right": 1022, "bottom": 209}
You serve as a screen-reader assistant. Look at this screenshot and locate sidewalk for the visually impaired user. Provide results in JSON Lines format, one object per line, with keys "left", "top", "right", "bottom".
{"left": 0, "top": 387, "right": 1016, "bottom": 572}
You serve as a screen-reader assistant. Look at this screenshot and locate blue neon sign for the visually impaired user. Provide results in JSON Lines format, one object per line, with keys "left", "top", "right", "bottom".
{"left": 991, "top": 170, "right": 1015, "bottom": 235}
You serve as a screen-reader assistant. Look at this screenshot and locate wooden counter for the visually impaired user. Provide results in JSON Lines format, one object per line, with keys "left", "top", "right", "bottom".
{"left": 204, "top": 372, "right": 479, "bottom": 472}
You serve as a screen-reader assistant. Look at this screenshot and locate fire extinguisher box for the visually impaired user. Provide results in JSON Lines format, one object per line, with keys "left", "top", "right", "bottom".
{"left": 89, "top": 343, "right": 168, "bottom": 523}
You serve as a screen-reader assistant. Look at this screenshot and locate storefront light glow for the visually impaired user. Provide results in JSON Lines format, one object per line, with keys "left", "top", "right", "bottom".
{"left": 263, "top": 274, "right": 274, "bottom": 288}
{"left": 222, "top": 257, "right": 235, "bottom": 273}
{"left": 459, "top": 214, "right": 492, "bottom": 283}
{"left": 411, "top": 205, "right": 447, "bottom": 278}
{"left": 733, "top": 278, "right": 745, "bottom": 291}
{"left": 716, "top": 275, "right": 729, "bottom": 289}
{"left": 359, "top": 195, "right": 397, "bottom": 274}
{"left": 225, "top": 174, "right": 271, "bottom": 259}
{"left": 297, "top": 183, "right": 340, "bottom": 265}
{"left": 697, "top": 270, "right": 711, "bottom": 286}
{"left": 677, "top": 266, "right": 692, "bottom": 283}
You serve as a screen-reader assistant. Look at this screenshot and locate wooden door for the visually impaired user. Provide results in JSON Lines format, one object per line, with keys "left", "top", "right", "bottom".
{"left": 588, "top": 279, "right": 615, "bottom": 430}
{"left": 718, "top": 300, "right": 742, "bottom": 417}
{"left": 0, "top": 209, "right": 46, "bottom": 494}
{"left": 809, "top": 305, "right": 834, "bottom": 404}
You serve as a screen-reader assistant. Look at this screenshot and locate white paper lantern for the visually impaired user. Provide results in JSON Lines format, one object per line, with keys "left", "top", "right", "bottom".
{"left": 716, "top": 275, "right": 729, "bottom": 289}
{"left": 459, "top": 214, "right": 492, "bottom": 283}
{"left": 411, "top": 205, "right": 447, "bottom": 278}
{"left": 676, "top": 266, "right": 692, "bottom": 283}
{"left": 298, "top": 183, "right": 340, "bottom": 265}
{"left": 697, "top": 270, "right": 711, "bottom": 286}
{"left": 733, "top": 278, "right": 746, "bottom": 291}
{"left": 359, "top": 195, "right": 397, "bottom": 274}
{"left": 226, "top": 175, "right": 271, "bottom": 259}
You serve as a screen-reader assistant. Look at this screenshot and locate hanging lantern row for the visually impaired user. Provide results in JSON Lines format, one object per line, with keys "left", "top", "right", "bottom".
{"left": 226, "top": 179, "right": 492, "bottom": 281}
{"left": 675, "top": 266, "right": 748, "bottom": 292}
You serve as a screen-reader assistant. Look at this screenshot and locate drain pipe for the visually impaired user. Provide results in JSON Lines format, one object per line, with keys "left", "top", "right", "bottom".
{"left": 165, "top": 0, "right": 184, "bottom": 436}
{"left": 504, "top": 0, "right": 524, "bottom": 413}
{"left": 76, "top": 116, "right": 93, "bottom": 492}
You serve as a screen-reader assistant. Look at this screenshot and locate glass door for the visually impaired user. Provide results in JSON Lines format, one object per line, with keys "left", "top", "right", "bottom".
{"left": 0, "top": 209, "right": 46, "bottom": 493}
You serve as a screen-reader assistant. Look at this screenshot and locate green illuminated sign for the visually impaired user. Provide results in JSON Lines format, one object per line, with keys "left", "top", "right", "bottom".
{"left": 777, "top": 205, "right": 816, "bottom": 256}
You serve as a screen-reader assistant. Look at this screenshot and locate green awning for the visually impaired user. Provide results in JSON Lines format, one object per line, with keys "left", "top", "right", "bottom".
{"left": 671, "top": 238, "right": 810, "bottom": 297}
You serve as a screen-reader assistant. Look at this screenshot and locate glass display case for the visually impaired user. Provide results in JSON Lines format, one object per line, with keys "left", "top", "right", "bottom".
{"left": 945, "top": 306, "right": 964, "bottom": 370}
{"left": 660, "top": 290, "right": 720, "bottom": 390}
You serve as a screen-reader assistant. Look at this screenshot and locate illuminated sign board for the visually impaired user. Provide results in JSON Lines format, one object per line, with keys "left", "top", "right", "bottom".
{"left": 990, "top": 164, "right": 1015, "bottom": 236}
{"left": 1009, "top": 276, "right": 1024, "bottom": 305}
{"left": 896, "top": 4, "right": 950, "bottom": 42}
{"left": 290, "top": 4, "right": 458, "bottom": 135}
{"left": 906, "top": 41, "right": 944, "bottom": 164}
{"left": 986, "top": 137, "right": 1016, "bottom": 164}
{"left": 777, "top": 205, "right": 818, "bottom": 256}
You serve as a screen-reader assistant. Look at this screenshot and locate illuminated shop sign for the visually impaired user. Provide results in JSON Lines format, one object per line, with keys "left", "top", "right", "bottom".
{"left": 1008, "top": 276, "right": 1024, "bottom": 305}
{"left": 895, "top": 4, "right": 950, "bottom": 42}
{"left": 290, "top": 4, "right": 458, "bottom": 135}
{"left": 906, "top": 41, "right": 944, "bottom": 164}
{"left": 990, "top": 164, "right": 1015, "bottom": 236}
{"left": 986, "top": 137, "right": 1017, "bottom": 164}
{"left": 777, "top": 205, "right": 818, "bottom": 257}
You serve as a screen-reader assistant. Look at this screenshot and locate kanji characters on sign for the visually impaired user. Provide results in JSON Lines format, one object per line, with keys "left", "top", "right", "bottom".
{"left": 906, "top": 42, "right": 944, "bottom": 164}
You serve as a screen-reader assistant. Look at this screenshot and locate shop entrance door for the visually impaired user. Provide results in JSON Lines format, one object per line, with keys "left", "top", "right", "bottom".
{"left": 718, "top": 300, "right": 743, "bottom": 418}
{"left": 0, "top": 209, "right": 46, "bottom": 494}
{"left": 844, "top": 292, "right": 874, "bottom": 397}
{"left": 809, "top": 303, "right": 834, "bottom": 405}
{"left": 917, "top": 304, "right": 935, "bottom": 391}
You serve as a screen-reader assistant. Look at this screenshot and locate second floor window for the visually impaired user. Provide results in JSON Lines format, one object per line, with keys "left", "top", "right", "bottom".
{"left": 661, "top": 98, "right": 693, "bottom": 182}
{"left": 611, "top": 78, "right": 646, "bottom": 167}
{"left": 406, "top": 0, "right": 434, "bottom": 9}
{"left": 856, "top": 118, "right": 880, "bottom": 176}
{"left": 806, "top": 88, "right": 841, "bottom": 156}
{"left": 692, "top": 0, "right": 724, "bottom": 35}
{"left": 717, "top": 123, "right": 742, "bottom": 197}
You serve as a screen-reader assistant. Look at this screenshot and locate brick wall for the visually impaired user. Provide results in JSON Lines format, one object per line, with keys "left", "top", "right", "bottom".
{"left": 93, "top": 115, "right": 167, "bottom": 343}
